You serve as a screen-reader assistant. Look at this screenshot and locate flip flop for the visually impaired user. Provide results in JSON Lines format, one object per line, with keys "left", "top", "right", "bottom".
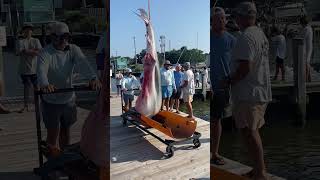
{"left": 212, "top": 157, "right": 225, "bottom": 165}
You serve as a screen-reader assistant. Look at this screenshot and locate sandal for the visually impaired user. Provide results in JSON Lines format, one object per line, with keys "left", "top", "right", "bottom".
{"left": 211, "top": 157, "right": 225, "bottom": 165}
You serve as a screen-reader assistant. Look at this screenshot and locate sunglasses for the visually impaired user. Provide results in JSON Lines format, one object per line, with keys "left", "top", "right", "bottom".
{"left": 53, "top": 33, "right": 71, "bottom": 41}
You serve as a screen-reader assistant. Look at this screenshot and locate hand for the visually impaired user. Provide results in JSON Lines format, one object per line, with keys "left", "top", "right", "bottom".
{"left": 89, "top": 79, "right": 102, "bottom": 91}
{"left": 41, "top": 84, "right": 56, "bottom": 93}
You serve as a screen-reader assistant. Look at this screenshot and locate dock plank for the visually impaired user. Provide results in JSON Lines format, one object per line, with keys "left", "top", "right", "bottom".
{"left": 0, "top": 105, "right": 90, "bottom": 179}
{"left": 110, "top": 96, "right": 210, "bottom": 179}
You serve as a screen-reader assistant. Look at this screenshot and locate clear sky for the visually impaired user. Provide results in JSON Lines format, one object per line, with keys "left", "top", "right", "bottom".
{"left": 110, "top": 0, "right": 210, "bottom": 58}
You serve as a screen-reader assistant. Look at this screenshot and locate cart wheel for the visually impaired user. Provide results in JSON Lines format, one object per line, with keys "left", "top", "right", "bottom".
{"left": 193, "top": 139, "right": 201, "bottom": 148}
{"left": 166, "top": 146, "right": 174, "bottom": 158}
{"left": 122, "top": 118, "right": 127, "bottom": 127}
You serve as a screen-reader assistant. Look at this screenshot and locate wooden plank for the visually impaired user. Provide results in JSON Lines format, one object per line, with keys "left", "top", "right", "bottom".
{"left": 110, "top": 96, "right": 210, "bottom": 179}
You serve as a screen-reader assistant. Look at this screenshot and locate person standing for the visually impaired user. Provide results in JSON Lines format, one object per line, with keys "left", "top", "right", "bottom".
{"left": 271, "top": 27, "right": 286, "bottom": 81}
{"left": 195, "top": 70, "right": 200, "bottom": 88}
{"left": 211, "top": 7, "right": 236, "bottom": 166}
{"left": 115, "top": 70, "right": 123, "bottom": 97}
{"left": 300, "top": 16, "right": 313, "bottom": 82}
{"left": 160, "top": 60, "right": 176, "bottom": 111}
{"left": 170, "top": 64, "right": 184, "bottom": 114}
{"left": 180, "top": 62, "right": 195, "bottom": 118}
{"left": 227, "top": 2, "right": 272, "bottom": 179}
{"left": 121, "top": 69, "right": 140, "bottom": 111}
{"left": 17, "top": 24, "right": 42, "bottom": 112}
{"left": 37, "top": 22, "right": 101, "bottom": 152}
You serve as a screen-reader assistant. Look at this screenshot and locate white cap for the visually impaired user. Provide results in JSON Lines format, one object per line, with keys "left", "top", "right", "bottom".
{"left": 127, "top": 68, "right": 132, "bottom": 73}
{"left": 51, "top": 22, "right": 70, "bottom": 36}
{"left": 212, "top": 7, "right": 226, "bottom": 17}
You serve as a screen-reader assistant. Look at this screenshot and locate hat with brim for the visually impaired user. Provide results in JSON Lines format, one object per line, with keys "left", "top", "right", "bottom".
{"left": 164, "top": 60, "right": 172, "bottom": 66}
{"left": 22, "top": 24, "right": 34, "bottom": 31}
{"left": 235, "top": 2, "right": 257, "bottom": 17}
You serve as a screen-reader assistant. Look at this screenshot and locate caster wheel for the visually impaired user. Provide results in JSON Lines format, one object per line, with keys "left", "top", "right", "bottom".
{"left": 122, "top": 118, "right": 127, "bottom": 127}
{"left": 193, "top": 139, "right": 201, "bottom": 148}
{"left": 166, "top": 146, "right": 174, "bottom": 158}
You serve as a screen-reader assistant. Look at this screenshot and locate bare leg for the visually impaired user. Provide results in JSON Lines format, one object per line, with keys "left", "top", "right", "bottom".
{"left": 169, "top": 97, "right": 174, "bottom": 110}
{"left": 175, "top": 99, "right": 180, "bottom": 113}
{"left": 273, "top": 64, "right": 279, "bottom": 81}
{"left": 46, "top": 128, "right": 60, "bottom": 148}
{"left": 186, "top": 101, "right": 194, "bottom": 118}
{"left": 161, "top": 99, "right": 165, "bottom": 111}
{"left": 212, "top": 118, "right": 224, "bottom": 165}
{"left": 165, "top": 98, "right": 170, "bottom": 111}
{"left": 280, "top": 64, "right": 285, "bottom": 81}
{"left": 59, "top": 128, "right": 71, "bottom": 150}
{"left": 241, "top": 128, "right": 268, "bottom": 180}
{"left": 306, "top": 64, "right": 311, "bottom": 82}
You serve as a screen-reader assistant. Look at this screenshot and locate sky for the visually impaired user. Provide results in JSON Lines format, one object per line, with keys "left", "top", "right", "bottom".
{"left": 110, "top": 0, "right": 210, "bottom": 58}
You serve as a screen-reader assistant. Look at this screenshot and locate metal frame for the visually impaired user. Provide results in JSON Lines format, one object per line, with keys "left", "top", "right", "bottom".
{"left": 33, "top": 85, "right": 93, "bottom": 179}
{"left": 121, "top": 107, "right": 201, "bottom": 158}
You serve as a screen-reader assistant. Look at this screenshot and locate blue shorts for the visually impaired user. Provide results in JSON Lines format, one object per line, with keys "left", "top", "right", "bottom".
{"left": 161, "top": 86, "right": 173, "bottom": 99}
{"left": 123, "top": 94, "right": 134, "bottom": 104}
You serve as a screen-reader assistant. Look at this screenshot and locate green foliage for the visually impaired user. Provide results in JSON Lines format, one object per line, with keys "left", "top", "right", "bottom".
{"left": 135, "top": 46, "right": 206, "bottom": 66}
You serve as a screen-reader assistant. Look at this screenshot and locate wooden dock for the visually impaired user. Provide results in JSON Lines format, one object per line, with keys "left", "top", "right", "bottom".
{"left": 0, "top": 103, "right": 90, "bottom": 180}
{"left": 211, "top": 158, "right": 286, "bottom": 180}
{"left": 110, "top": 96, "right": 210, "bottom": 179}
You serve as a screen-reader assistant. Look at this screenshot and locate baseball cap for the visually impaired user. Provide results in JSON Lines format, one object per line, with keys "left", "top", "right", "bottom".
{"left": 235, "top": 2, "right": 257, "bottom": 17}
{"left": 164, "top": 60, "right": 172, "bottom": 66}
{"left": 22, "top": 23, "right": 33, "bottom": 31}
{"left": 51, "top": 22, "right": 70, "bottom": 36}
{"left": 212, "top": 7, "right": 226, "bottom": 17}
{"left": 127, "top": 68, "right": 132, "bottom": 73}
{"left": 184, "top": 62, "right": 191, "bottom": 67}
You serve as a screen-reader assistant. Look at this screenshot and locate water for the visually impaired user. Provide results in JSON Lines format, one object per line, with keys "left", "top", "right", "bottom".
{"left": 214, "top": 101, "right": 320, "bottom": 180}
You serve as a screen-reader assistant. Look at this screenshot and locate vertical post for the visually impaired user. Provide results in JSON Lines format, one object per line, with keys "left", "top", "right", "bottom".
{"left": 0, "top": 46, "right": 3, "bottom": 96}
{"left": 201, "top": 73, "right": 205, "bottom": 101}
{"left": 292, "top": 38, "right": 306, "bottom": 126}
{"left": 34, "top": 92, "right": 44, "bottom": 167}
{"left": 133, "top": 36, "right": 137, "bottom": 64}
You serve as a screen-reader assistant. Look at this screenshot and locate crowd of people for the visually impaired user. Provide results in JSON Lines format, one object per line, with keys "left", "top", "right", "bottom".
{"left": 211, "top": 2, "right": 313, "bottom": 180}
{"left": 116, "top": 60, "right": 210, "bottom": 119}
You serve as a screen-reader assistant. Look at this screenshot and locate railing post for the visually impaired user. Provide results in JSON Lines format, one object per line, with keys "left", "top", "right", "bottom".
{"left": 292, "top": 38, "right": 306, "bottom": 126}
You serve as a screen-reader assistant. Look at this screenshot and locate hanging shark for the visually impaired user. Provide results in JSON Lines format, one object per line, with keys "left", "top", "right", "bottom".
{"left": 135, "top": 9, "right": 162, "bottom": 117}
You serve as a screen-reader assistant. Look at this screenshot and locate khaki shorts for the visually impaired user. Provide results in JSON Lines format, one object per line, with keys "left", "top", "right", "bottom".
{"left": 233, "top": 102, "right": 268, "bottom": 130}
{"left": 183, "top": 94, "right": 193, "bottom": 103}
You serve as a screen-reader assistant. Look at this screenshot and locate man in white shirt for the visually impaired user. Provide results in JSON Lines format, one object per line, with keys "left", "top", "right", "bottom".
{"left": 180, "top": 62, "right": 195, "bottom": 118}
{"left": 300, "top": 16, "right": 313, "bottom": 82}
{"left": 115, "top": 70, "right": 123, "bottom": 97}
{"left": 195, "top": 70, "right": 200, "bottom": 88}
{"left": 17, "top": 24, "right": 42, "bottom": 112}
{"left": 37, "top": 22, "right": 101, "bottom": 152}
{"left": 271, "top": 27, "right": 286, "bottom": 81}
{"left": 121, "top": 68, "right": 140, "bottom": 111}
{"left": 226, "top": 2, "right": 271, "bottom": 179}
{"left": 160, "top": 60, "right": 176, "bottom": 111}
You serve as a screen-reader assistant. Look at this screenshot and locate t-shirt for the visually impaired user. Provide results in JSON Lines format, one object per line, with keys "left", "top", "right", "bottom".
{"left": 174, "top": 71, "right": 184, "bottom": 88}
{"left": 115, "top": 73, "right": 123, "bottom": 85}
{"left": 121, "top": 75, "right": 140, "bottom": 95}
{"left": 160, "top": 67, "right": 176, "bottom": 88}
{"left": 182, "top": 69, "right": 195, "bottom": 95}
{"left": 231, "top": 26, "right": 272, "bottom": 103}
{"left": 37, "top": 44, "right": 96, "bottom": 104}
{"left": 210, "top": 32, "right": 236, "bottom": 91}
{"left": 18, "top": 37, "right": 42, "bottom": 75}
{"left": 271, "top": 34, "right": 286, "bottom": 59}
{"left": 302, "top": 25, "right": 313, "bottom": 63}
{"left": 195, "top": 72, "right": 200, "bottom": 80}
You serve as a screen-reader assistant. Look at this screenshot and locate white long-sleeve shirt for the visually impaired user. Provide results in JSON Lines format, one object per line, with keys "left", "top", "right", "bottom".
{"left": 121, "top": 75, "right": 140, "bottom": 95}
{"left": 160, "top": 67, "right": 176, "bottom": 89}
{"left": 37, "top": 43, "right": 96, "bottom": 104}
